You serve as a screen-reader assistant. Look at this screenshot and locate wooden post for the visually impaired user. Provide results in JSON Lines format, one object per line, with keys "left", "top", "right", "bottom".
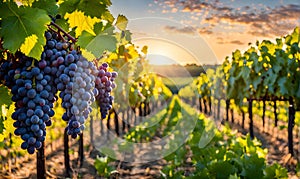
{"left": 139, "top": 104, "right": 143, "bottom": 117}
{"left": 249, "top": 99, "right": 254, "bottom": 139}
{"left": 288, "top": 97, "right": 295, "bottom": 155}
{"left": 79, "top": 133, "right": 84, "bottom": 167}
{"left": 203, "top": 98, "right": 208, "bottom": 114}
{"left": 37, "top": 142, "right": 46, "bottom": 179}
{"left": 114, "top": 109, "right": 120, "bottom": 136}
{"left": 199, "top": 98, "right": 203, "bottom": 112}
{"left": 64, "top": 128, "right": 72, "bottom": 177}
{"left": 274, "top": 100, "right": 278, "bottom": 127}
{"left": 90, "top": 116, "right": 94, "bottom": 146}
{"left": 241, "top": 109, "right": 245, "bottom": 129}
{"left": 127, "top": 108, "right": 131, "bottom": 130}
{"left": 226, "top": 99, "right": 230, "bottom": 121}
{"left": 262, "top": 99, "right": 266, "bottom": 129}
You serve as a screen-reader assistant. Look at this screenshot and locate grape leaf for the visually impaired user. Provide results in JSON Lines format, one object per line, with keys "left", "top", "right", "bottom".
{"left": 101, "top": 10, "right": 115, "bottom": 24}
{"left": 0, "top": 85, "right": 12, "bottom": 107}
{"left": 278, "top": 77, "right": 289, "bottom": 96}
{"left": 285, "top": 27, "right": 299, "bottom": 45}
{"left": 59, "top": 0, "right": 109, "bottom": 18}
{"left": 78, "top": 31, "right": 117, "bottom": 58}
{"left": 0, "top": 1, "right": 50, "bottom": 59}
{"left": 115, "top": 15, "right": 128, "bottom": 31}
{"left": 32, "top": 0, "right": 58, "bottom": 16}
{"left": 65, "top": 10, "right": 100, "bottom": 37}
{"left": 241, "top": 154, "right": 265, "bottom": 178}
{"left": 123, "top": 30, "right": 132, "bottom": 42}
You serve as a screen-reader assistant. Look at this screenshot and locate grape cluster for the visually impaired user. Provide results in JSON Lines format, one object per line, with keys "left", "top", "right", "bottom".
{"left": 42, "top": 31, "right": 99, "bottom": 138}
{"left": 65, "top": 58, "right": 98, "bottom": 138}
{"left": 95, "top": 63, "right": 118, "bottom": 119}
{"left": 0, "top": 29, "right": 118, "bottom": 154}
{"left": 57, "top": 55, "right": 98, "bottom": 139}
{"left": 10, "top": 54, "right": 56, "bottom": 154}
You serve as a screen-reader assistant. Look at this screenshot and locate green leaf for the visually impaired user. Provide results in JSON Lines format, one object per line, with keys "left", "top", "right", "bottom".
{"left": 252, "top": 76, "right": 262, "bottom": 91}
{"left": 264, "top": 163, "right": 288, "bottom": 179}
{"left": 0, "top": 86, "right": 12, "bottom": 107}
{"left": 0, "top": 1, "right": 50, "bottom": 59}
{"left": 241, "top": 154, "right": 265, "bottom": 178}
{"left": 115, "top": 15, "right": 128, "bottom": 31}
{"left": 101, "top": 10, "right": 115, "bottom": 24}
{"left": 78, "top": 31, "right": 117, "bottom": 57}
{"left": 32, "top": 0, "right": 58, "bottom": 16}
{"left": 285, "top": 27, "right": 299, "bottom": 45}
{"left": 59, "top": 0, "right": 109, "bottom": 18}
{"left": 278, "top": 77, "right": 289, "bottom": 96}
{"left": 123, "top": 30, "right": 132, "bottom": 42}
{"left": 209, "top": 161, "right": 237, "bottom": 178}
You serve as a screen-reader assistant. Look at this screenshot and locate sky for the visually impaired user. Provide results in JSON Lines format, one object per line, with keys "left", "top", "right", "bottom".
{"left": 109, "top": 0, "right": 300, "bottom": 65}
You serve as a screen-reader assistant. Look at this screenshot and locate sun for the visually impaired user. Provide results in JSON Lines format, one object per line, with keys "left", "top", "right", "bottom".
{"left": 133, "top": 37, "right": 199, "bottom": 65}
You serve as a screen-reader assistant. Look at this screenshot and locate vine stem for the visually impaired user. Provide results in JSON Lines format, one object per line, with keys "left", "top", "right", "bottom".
{"left": 48, "top": 21, "right": 77, "bottom": 43}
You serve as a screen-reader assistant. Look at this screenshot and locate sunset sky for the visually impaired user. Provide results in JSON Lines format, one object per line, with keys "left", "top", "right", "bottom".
{"left": 109, "top": 0, "right": 300, "bottom": 65}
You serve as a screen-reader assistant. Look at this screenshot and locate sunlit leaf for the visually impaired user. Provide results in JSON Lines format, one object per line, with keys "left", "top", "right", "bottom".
{"left": 59, "top": 0, "right": 109, "bottom": 18}
{"left": 64, "top": 10, "right": 100, "bottom": 37}
{"left": 0, "top": 1, "right": 50, "bottom": 59}
{"left": 78, "top": 31, "right": 117, "bottom": 57}
{"left": 115, "top": 14, "right": 128, "bottom": 31}
{"left": 0, "top": 86, "right": 12, "bottom": 108}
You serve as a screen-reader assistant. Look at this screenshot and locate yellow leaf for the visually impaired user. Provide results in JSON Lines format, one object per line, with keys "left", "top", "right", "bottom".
{"left": 20, "top": 34, "right": 38, "bottom": 56}
{"left": 0, "top": 133, "right": 4, "bottom": 141}
{"left": 115, "top": 14, "right": 128, "bottom": 31}
{"left": 81, "top": 49, "right": 96, "bottom": 61}
{"left": 4, "top": 104, "right": 15, "bottom": 133}
{"left": 127, "top": 45, "right": 139, "bottom": 60}
{"left": 65, "top": 10, "right": 100, "bottom": 37}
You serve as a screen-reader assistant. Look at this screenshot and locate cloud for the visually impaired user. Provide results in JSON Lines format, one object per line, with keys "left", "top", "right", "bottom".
{"left": 216, "top": 37, "right": 244, "bottom": 45}
{"left": 229, "top": 40, "right": 244, "bottom": 45}
{"left": 153, "top": 0, "right": 300, "bottom": 37}
{"left": 198, "top": 27, "right": 213, "bottom": 35}
{"left": 164, "top": 25, "right": 197, "bottom": 35}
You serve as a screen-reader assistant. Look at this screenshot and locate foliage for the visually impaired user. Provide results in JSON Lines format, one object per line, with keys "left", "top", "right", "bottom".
{"left": 94, "top": 155, "right": 116, "bottom": 177}
{"left": 122, "top": 96, "right": 288, "bottom": 178}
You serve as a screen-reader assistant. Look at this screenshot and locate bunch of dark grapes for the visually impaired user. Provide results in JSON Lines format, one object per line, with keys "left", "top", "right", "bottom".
{"left": 65, "top": 58, "right": 98, "bottom": 138}
{"left": 43, "top": 31, "right": 98, "bottom": 138}
{"left": 95, "top": 63, "right": 118, "bottom": 119}
{"left": 10, "top": 52, "right": 57, "bottom": 154}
